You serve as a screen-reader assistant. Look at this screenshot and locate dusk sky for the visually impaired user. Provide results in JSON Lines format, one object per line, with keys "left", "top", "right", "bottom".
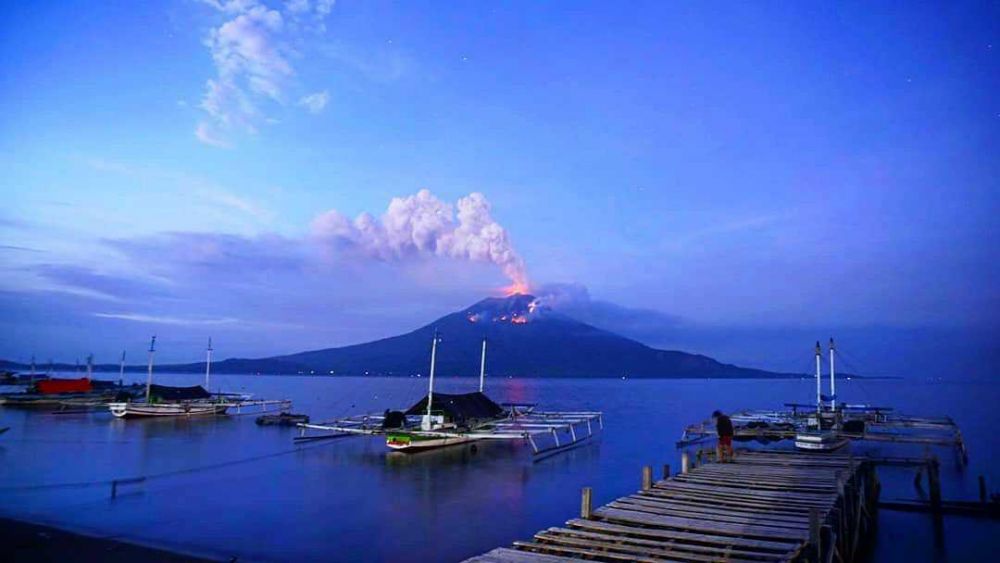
{"left": 1, "top": 1, "right": 997, "bottom": 376}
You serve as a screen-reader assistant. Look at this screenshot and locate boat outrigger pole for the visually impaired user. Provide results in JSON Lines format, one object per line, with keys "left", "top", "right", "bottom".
{"left": 815, "top": 341, "right": 822, "bottom": 414}
{"left": 829, "top": 337, "right": 836, "bottom": 411}
{"left": 205, "top": 337, "right": 213, "bottom": 390}
{"left": 424, "top": 331, "right": 439, "bottom": 430}
{"left": 479, "top": 337, "right": 487, "bottom": 393}
{"left": 145, "top": 336, "right": 156, "bottom": 402}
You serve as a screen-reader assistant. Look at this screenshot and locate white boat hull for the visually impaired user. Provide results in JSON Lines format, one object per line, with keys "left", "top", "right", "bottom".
{"left": 109, "top": 402, "right": 228, "bottom": 418}
{"left": 385, "top": 434, "right": 476, "bottom": 452}
{"left": 794, "top": 431, "right": 848, "bottom": 451}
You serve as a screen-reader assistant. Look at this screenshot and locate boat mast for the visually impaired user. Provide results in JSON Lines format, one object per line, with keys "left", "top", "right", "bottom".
{"left": 425, "top": 331, "right": 439, "bottom": 426}
{"left": 86, "top": 354, "right": 93, "bottom": 379}
{"left": 479, "top": 337, "right": 487, "bottom": 393}
{"left": 829, "top": 337, "right": 836, "bottom": 411}
{"left": 814, "top": 341, "right": 822, "bottom": 414}
{"left": 145, "top": 336, "right": 156, "bottom": 402}
{"left": 119, "top": 350, "right": 126, "bottom": 383}
{"left": 205, "top": 337, "right": 213, "bottom": 390}
{"left": 30, "top": 354, "right": 35, "bottom": 375}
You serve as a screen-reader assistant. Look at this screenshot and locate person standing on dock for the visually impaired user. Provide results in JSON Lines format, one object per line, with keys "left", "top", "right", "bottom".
{"left": 712, "top": 410, "right": 734, "bottom": 462}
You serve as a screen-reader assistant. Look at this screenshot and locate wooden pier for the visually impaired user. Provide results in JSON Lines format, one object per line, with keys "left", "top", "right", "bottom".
{"left": 466, "top": 450, "right": 879, "bottom": 563}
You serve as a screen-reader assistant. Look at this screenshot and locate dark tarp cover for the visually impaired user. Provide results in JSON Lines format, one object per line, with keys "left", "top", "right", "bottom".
{"left": 148, "top": 384, "right": 211, "bottom": 401}
{"left": 404, "top": 391, "right": 504, "bottom": 422}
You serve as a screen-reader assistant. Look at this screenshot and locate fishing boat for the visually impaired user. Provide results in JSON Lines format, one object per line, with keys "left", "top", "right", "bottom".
{"left": 0, "top": 355, "right": 141, "bottom": 409}
{"left": 794, "top": 340, "right": 848, "bottom": 451}
{"left": 109, "top": 337, "right": 290, "bottom": 419}
{"left": 677, "top": 339, "right": 969, "bottom": 464}
{"left": 297, "top": 333, "right": 603, "bottom": 459}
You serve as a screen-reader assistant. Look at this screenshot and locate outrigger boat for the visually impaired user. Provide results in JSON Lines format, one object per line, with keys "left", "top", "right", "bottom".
{"left": 109, "top": 337, "right": 290, "bottom": 419}
{"left": 0, "top": 355, "right": 142, "bottom": 409}
{"left": 794, "top": 340, "right": 848, "bottom": 451}
{"left": 677, "top": 338, "right": 968, "bottom": 462}
{"left": 296, "top": 333, "right": 603, "bottom": 459}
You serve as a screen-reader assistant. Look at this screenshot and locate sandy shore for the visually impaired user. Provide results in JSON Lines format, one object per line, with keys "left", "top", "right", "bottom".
{"left": 1, "top": 517, "right": 217, "bottom": 562}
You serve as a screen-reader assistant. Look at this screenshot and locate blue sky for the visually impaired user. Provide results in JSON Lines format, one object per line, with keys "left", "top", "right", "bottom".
{"left": 1, "top": 1, "right": 997, "bottom": 376}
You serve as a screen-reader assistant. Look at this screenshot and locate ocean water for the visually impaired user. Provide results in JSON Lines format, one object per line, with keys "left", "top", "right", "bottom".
{"left": 0, "top": 375, "right": 997, "bottom": 562}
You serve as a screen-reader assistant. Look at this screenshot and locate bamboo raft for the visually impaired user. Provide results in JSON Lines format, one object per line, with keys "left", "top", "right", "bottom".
{"left": 466, "top": 449, "right": 879, "bottom": 563}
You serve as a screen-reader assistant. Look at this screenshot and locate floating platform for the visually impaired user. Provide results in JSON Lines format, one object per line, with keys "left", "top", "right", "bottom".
{"left": 465, "top": 449, "right": 879, "bottom": 563}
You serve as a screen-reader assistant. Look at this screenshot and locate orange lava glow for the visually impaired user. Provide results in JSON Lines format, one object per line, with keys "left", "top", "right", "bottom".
{"left": 503, "top": 281, "right": 531, "bottom": 296}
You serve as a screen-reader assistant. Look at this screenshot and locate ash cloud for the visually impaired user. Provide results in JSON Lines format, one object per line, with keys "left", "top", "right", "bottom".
{"left": 311, "top": 189, "right": 528, "bottom": 289}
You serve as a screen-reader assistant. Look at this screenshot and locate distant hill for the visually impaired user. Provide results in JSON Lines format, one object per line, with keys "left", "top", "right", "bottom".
{"left": 190, "top": 294, "right": 792, "bottom": 378}
{"left": 1, "top": 294, "right": 799, "bottom": 378}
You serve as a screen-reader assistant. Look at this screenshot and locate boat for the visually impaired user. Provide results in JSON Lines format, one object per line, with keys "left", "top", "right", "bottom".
{"left": 256, "top": 412, "right": 311, "bottom": 426}
{"left": 794, "top": 340, "right": 848, "bottom": 451}
{"left": 109, "top": 337, "right": 290, "bottom": 419}
{"left": 0, "top": 354, "right": 143, "bottom": 409}
{"left": 297, "top": 333, "right": 603, "bottom": 459}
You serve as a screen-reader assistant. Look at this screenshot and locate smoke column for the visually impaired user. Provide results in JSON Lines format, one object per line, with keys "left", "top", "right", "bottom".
{"left": 311, "top": 190, "right": 529, "bottom": 291}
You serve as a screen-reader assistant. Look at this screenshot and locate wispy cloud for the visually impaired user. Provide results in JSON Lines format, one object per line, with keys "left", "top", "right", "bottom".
{"left": 298, "top": 90, "right": 329, "bottom": 113}
{"left": 196, "top": 0, "right": 334, "bottom": 146}
{"left": 80, "top": 156, "right": 273, "bottom": 226}
{"left": 93, "top": 312, "right": 240, "bottom": 326}
{"left": 669, "top": 213, "right": 785, "bottom": 250}
{"left": 0, "top": 245, "right": 43, "bottom": 253}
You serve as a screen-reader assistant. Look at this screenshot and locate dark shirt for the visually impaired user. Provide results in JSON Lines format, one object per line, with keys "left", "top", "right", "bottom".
{"left": 716, "top": 414, "right": 734, "bottom": 437}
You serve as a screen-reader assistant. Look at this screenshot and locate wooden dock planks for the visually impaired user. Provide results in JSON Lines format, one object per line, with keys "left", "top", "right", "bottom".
{"left": 464, "top": 449, "right": 876, "bottom": 563}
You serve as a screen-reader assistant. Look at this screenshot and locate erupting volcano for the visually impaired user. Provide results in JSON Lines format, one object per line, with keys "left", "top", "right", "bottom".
{"left": 179, "top": 294, "right": 792, "bottom": 378}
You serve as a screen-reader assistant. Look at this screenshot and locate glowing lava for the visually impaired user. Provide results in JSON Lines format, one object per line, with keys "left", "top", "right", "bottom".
{"left": 503, "top": 280, "right": 531, "bottom": 296}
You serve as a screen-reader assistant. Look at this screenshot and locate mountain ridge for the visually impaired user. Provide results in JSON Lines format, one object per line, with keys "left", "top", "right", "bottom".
{"left": 1, "top": 294, "right": 799, "bottom": 379}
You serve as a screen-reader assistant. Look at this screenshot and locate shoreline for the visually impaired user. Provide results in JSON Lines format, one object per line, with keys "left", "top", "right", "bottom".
{"left": 0, "top": 516, "right": 217, "bottom": 562}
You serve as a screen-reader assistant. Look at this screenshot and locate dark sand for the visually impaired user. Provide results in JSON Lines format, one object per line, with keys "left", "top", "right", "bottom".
{"left": 1, "top": 517, "right": 216, "bottom": 562}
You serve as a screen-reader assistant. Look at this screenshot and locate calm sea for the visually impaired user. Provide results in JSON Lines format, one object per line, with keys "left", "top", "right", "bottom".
{"left": 1, "top": 375, "right": 997, "bottom": 562}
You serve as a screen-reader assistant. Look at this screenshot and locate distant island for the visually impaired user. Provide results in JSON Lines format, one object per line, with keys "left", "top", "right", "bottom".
{"left": 2, "top": 294, "right": 813, "bottom": 379}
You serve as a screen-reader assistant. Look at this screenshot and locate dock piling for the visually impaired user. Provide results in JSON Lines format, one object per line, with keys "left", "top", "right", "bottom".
{"left": 681, "top": 451, "right": 689, "bottom": 474}
{"left": 580, "top": 487, "right": 592, "bottom": 519}
{"left": 662, "top": 463, "right": 670, "bottom": 479}
{"left": 928, "top": 457, "right": 942, "bottom": 512}
{"left": 641, "top": 465, "right": 652, "bottom": 490}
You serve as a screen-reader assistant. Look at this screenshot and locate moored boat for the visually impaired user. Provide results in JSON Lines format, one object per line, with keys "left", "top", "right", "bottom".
{"left": 109, "top": 337, "right": 290, "bottom": 419}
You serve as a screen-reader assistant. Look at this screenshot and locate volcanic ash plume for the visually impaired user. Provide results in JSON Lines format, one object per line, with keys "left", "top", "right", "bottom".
{"left": 311, "top": 189, "right": 529, "bottom": 290}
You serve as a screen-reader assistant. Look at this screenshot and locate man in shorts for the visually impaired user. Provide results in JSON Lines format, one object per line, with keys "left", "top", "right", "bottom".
{"left": 713, "top": 410, "right": 735, "bottom": 462}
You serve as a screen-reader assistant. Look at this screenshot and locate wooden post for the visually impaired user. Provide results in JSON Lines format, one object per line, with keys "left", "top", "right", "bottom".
{"left": 662, "top": 464, "right": 671, "bottom": 480}
{"left": 642, "top": 466, "right": 652, "bottom": 491}
{"left": 979, "top": 475, "right": 987, "bottom": 503}
{"left": 928, "top": 457, "right": 942, "bottom": 513}
{"left": 809, "top": 507, "right": 822, "bottom": 562}
{"left": 681, "top": 452, "right": 690, "bottom": 474}
{"left": 580, "top": 487, "right": 592, "bottom": 519}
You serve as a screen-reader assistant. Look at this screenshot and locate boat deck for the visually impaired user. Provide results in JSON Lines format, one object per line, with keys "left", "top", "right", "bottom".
{"left": 465, "top": 449, "right": 878, "bottom": 563}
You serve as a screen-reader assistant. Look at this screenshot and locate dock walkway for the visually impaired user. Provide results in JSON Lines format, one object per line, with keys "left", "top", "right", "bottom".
{"left": 466, "top": 450, "right": 878, "bottom": 563}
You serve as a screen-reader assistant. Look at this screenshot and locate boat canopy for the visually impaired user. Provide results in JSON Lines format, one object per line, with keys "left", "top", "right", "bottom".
{"left": 35, "top": 378, "right": 92, "bottom": 394}
{"left": 405, "top": 391, "right": 504, "bottom": 422}
{"left": 148, "top": 384, "right": 211, "bottom": 401}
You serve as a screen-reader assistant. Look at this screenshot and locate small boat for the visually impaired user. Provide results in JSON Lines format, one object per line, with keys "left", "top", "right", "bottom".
{"left": 298, "top": 333, "right": 603, "bottom": 459}
{"left": 109, "top": 337, "right": 290, "bottom": 419}
{"left": 256, "top": 412, "right": 310, "bottom": 426}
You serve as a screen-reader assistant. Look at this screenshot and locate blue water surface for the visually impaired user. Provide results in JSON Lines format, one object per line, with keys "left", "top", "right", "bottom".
{"left": 0, "top": 375, "right": 997, "bottom": 562}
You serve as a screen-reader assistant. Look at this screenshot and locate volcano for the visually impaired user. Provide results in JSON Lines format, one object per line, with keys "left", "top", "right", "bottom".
{"left": 196, "top": 294, "right": 789, "bottom": 378}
